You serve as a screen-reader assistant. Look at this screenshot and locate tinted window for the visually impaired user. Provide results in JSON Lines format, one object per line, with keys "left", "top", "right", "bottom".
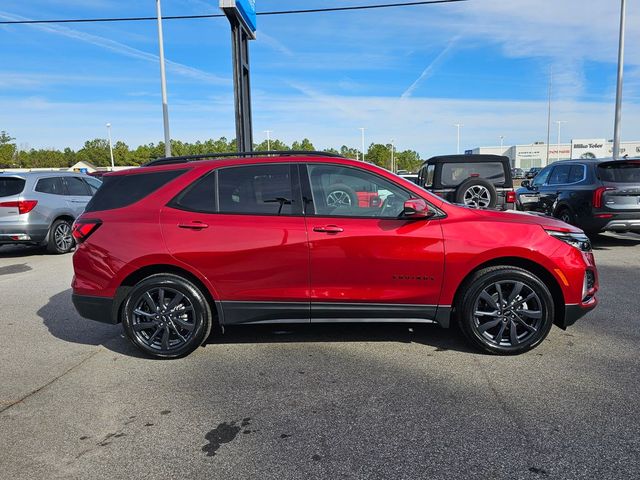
{"left": 0, "top": 177, "right": 25, "bottom": 197}
{"left": 84, "top": 176, "right": 102, "bottom": 194}
{"left": 598, "top": 161, "right": 640, "bottom": 183}
{"left": 307, "top": 164, "right": 410, "bottom": 218}
{"left": 218, "top": 164, "right": 294, "bottom": 215}
{"left": 66, "top": 176, "right": 91, "bottom": 196}
{"left": 440, "top": 162, "right": 505, "bottom": 187}
{"left": 35, "top": 177, "right": 65, "bottom": 195}
{"left": 568, "top": 165, "right": 586, "bottom": 183}
{"left": 425, "top": 164, "right": 435, "bottom": 187}
{"left": 548, "top": 165, "right": 572, "bottom": 185}
{"left": 532, "top": 166, "right": 552, "bottom": 187}
{"left": 85, "top": 170, "right": 187, "bottom": 213}
{"left": 173, "top": 173, "right": 216, "bottom": 213}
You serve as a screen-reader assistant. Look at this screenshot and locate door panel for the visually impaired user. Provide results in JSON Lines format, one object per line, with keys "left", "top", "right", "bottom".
{"left": 160, "top": 163, "right": 310, "bottom": 325}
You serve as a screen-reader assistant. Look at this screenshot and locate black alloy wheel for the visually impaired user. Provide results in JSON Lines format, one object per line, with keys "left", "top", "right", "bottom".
{"left": 456, "top": 266, "right": 554, "bottom": 354}
{"left": 556, "top": 208, "right": 576, "bottom": 226}
{"left": 47, "top": 219, "right": 75, "bottom": 254}
{"left": 122, "top": 274, "right": 212, "bottom": 359}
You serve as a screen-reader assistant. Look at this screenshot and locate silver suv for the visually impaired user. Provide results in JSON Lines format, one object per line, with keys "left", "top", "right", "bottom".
{"left": 0, "top": 172, "right": 102, "bottom": 254}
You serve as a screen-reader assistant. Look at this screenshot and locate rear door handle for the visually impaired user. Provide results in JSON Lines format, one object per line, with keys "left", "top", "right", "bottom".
{"left": 178, "top": 221, "right": 209, "bottom": 230}
{"left": 313, "top": 225, "right": 344, "bottom": 234}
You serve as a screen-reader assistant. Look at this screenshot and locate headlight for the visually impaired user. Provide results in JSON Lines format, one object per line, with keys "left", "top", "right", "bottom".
{"left": 546, "top": 230, "right": 592, "bottom": 252}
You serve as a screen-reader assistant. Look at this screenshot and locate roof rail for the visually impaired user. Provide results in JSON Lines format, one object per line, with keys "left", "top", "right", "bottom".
{"left": 144, "top": 150, "right": 346, "bottom": 167}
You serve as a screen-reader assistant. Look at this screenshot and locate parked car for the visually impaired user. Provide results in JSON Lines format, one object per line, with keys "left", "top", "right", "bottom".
{"left": 415, "top": 154, "right": 516, "bottom": 210}
{"left": 0, "top": 172, "right": 102, "bottom": 253}
{"left": 525, "top": 167, "right": 543, "bottom": 179}
{"left": 512, "top": 168, "right": 525, "bottom": 179}
{"left": 516, "top": 159, "right": 640, "bottom": 234}
{"left": 400, "top": 173, "right": 419, "bottom": 184}
{"left": 71, "top": 152, "right": 598, "bottom": 358}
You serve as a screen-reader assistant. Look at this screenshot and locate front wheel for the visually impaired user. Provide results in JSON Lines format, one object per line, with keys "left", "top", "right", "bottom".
{"left": 456, "top": 266, "right": 554, "bottom": 355}
{"left": 122, "top": 274, "right": 213, "bottom": 359}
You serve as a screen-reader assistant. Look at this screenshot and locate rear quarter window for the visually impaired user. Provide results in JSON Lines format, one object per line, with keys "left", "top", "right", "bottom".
{"left": 0, "top": 177, "right": 25, "bottom": 197}
{"left": 85, "top": 169, "right": 187, "bottom": 212}
{"left": 441, "top": 162, "right": 506, "bottom": 187}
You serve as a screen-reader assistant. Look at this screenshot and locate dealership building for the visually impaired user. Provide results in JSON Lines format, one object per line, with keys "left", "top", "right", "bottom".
{"left": 469, "top": 139, "right": 640, "bottom": 169}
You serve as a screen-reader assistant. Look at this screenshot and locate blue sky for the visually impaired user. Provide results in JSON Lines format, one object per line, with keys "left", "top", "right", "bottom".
{"left": 1, "top": 0, "right": 639, "bottom": 156}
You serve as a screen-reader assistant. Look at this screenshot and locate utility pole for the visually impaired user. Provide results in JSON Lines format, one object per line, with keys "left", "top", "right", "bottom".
{"left": 156, "top": 0, "right": 171, "bottom": 157}
{"left": 500, "top": 135, "right": 504, "bottom": 150}
{"left": 613, "top": 0, "right": 627, "bottom": 160}
{"left": 390, "top": 139, "right": 395, "bottom": 172}
{"left": 264, "top": 130, "right": 271, "bottom": 151}
{"left": 556, "top": 120, "right": 567, "bottom": 161}
{"left": 359, "top": 128, "right": 366, "bottom": 161}
{"left": 106, "top": 123, "right": 115, "bottom": 171}
{"left": 546, "top": 68, "right": 552, "bottom": 166}
{"left": 454, "top": 123, "right": 463, "bottom": 154}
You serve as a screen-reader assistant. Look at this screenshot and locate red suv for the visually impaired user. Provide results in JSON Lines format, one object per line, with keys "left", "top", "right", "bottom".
{"left": 71, "top": 152, "right": 598, "bottom": 358}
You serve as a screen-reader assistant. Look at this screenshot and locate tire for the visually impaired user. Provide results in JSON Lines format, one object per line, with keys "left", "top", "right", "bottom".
{"left": 326, "top": 183, "right": 358, "bottom": 209}
{"left": 555, "top": 207, "right": 576, "bottom": 226}
{"left": 455, "top": 178, "right": 497, "bottom": 209}
{"left": 456, "top": 266, "right": 554, "bottom": 355}
{"left": 46, "top": 218, "right": 75, "bottom": 254}
{"left": 121, "top": 274, "right": 213, "bottom": 359}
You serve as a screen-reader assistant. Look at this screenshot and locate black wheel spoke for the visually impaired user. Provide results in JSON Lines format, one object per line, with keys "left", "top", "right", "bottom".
{"left": 173, "top": 317, "right": 195, "bottom": 331}
{"left": 475, "top": 309, "right": 500, "bottom": 317}
{"left": 494, "top": 322, "right": 507, "bottom": 343}
{"left": 158, "top": 288, "right": 165, "bottom": 309}
{"left": 478, "top": 318, "right": 502, "bottom": 333}
{"left": 147, "top": 325, "right": 163, "bottom": 343}
{"left": 134, "top": 321, "right": 159, "bottom": 331}
{"left": 170, "top": 324, "right": 187, "bottom": 342}
{"left": 480, "top": 291, "right": 499, "bottom": 311}
{"left": 507, "top": 282, "right": 524, "bottom": 304}
{"left": 514, "top": 314, "right": 537, "bottom": 332}
{"left": 166, "top": 292, "right": 185, "bottom": 311}
{"left": 495, "top": 283, "right": 505, "bottom": 307}
{"left": 143, "top": 292, "right": 157, "bottom": 311}
{"left": 509, "top": 320, "right": 520, "bottom": 345}
{"left": 133, "top": 309, "right": 156, "bottom": 318}
{"left": 517, "top": 309, "right": 542, "bottom": 319}
{"left": 161, "top": 327, "right": 170, "bottom": 350}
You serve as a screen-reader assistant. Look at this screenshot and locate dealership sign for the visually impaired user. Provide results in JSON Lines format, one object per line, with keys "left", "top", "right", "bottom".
{"left": 220, "top": 0, "right": 256, "bottom": 35}
{"left": 571, "top": 139, "right": 608, "bottom": 159}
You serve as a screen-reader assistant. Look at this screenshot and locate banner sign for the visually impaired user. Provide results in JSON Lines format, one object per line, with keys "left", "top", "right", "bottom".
{"left": 220, "top": 0, "right": 257, "bottom": 34}
{"left": 571, "top": 139, "right": 608, "bottom": 159}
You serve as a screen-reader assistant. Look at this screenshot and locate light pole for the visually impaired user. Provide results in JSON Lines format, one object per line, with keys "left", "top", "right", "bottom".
{"left": 454, "top": 123, "right": 463, "bottom": 154}
{"left": 106, "top": 123, "right": 115, "bottom": 171}
{"left": 500, "top": 135, "right": 504, "bottom": 150}
{"left": 264, "top": 130, "right": 272, "bottom": 151}
{"left": 613, "top": 0, "right": 627, "bottom": 160}
{"left": 546, "top": 68, "right": 553, "bottom": 165}
{"left": 556, "top": 120, "right": 567, "bottom": 161}
{"left": 359, "top": 128, "right": 366, "bottom": 161}
{"left": 156, "top": 0, "right": 172, "bottom": 158}
{"left": 390, "top": 139, "right": 395, "bottom": 172}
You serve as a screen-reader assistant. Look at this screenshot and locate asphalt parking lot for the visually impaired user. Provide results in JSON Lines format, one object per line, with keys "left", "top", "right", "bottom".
{"left": 1, "top": 234, "right": 639, "bottom": 480}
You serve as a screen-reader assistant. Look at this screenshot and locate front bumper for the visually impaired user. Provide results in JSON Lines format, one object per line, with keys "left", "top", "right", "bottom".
{"left": 562, "top": 299, "right": 598, "bottom": 329}
{"left": 72, "top": 294, "right": 118, "bottom": 324}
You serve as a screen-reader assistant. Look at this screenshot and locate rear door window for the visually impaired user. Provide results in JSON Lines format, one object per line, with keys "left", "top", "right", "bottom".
{"left": 548, "top": 165, "right": 572, "bottom": 185}
{"left": 35, "top": 177, "right": 66, "bottom": 195}
{"left": 65, "top": 176, "right": 91, "bottom": 196}
{"left": 217, "top": 164, "right": 297, "bottom": 215}
{"left": 598, "top": 161, "right": 640, "bottom": 183}
{"left": 440, "top": 162, "right": 505, "bottom": 187}
{"left": 0, "top": 177, "right": 25, "bottom": 197}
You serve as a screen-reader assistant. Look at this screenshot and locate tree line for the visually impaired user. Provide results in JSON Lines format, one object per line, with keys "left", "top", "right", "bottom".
{"left": 0, "top": 130, "right": 423, "bottom": 172}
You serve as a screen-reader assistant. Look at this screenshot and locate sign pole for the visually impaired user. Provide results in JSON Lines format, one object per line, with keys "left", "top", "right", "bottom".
{"left": 221, "top": 1, "right": 257, "bottom": 154}
{"left": 613, "top": 0, "right": 626, "bottom": 160}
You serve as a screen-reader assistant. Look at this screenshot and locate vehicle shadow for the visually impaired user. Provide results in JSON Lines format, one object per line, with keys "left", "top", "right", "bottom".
{"left": 589, "top": 232, "right": 640, "bottom": 250}
{"left": 38, "top": 290, "right": 476, "bottom": 357}
{"left": 0, "top": 244, "right": 50, "bottom": 258}
{"left": 37, "top": 289, "right": 146, "bottom": 358}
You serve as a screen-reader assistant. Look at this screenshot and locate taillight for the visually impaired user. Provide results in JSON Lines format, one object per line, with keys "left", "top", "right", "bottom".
{"left": 593, "top": 186, "right": 616, "bottom": 208}
{"left": 506, "top": 190, "right": 516, "bottom": 203}
{"left": 0, "top": 200, "right": 38, "bottom": 214}
{"left": 72, "top": 219, "right": 102, "bottom": 243}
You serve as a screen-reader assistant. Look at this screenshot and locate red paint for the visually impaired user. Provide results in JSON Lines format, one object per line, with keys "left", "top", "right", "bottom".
{"left": 72, "top": 156, "right": 598, "bottom": 316}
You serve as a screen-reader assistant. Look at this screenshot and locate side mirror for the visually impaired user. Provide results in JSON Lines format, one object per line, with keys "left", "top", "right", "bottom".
{"left": 403, "top": 198, "right": 435, "bottom": 219}
{"left": 520, "top": 180, "right": 531, "bottom": 189}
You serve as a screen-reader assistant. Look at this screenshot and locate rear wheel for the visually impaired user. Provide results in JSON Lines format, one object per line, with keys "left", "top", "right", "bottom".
{"left": 556, "top": 207, "right": 576, "bottom": 226}
{"left": 122, "top": 274, "right": 213, "bottom": 359}
{"left": 47, "top": 219, "right": 74, "bottom": 254}
{"left": 456, "top": 266, "right": 554, "bottom": 355}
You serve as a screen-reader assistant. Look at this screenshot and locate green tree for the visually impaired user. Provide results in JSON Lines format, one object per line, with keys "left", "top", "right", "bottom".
{"left": 0, "top": 131, "right": 17, "bottom": 167}
{"left": 291, "top": 138, "right": 315, "bottom": 151}
{"left": 395, "top": 149, "right": 422, "bottom": 173}
{"left": 77, "top": 139, "right": 111, "bottom": 167}
{"left": 366, "top": 143, "right": 394, "bottom": 169}
{"left": 255, "top": 138, "right": 290, "bottom": 151}
{"left": 339, "top": 145, "right": 360, "bottom": 160}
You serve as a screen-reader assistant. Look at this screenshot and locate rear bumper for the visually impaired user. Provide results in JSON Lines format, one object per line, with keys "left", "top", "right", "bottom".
{"left": 0, "top": 224, "right": 48, "bottom": 244}
{"left": 72, "top": 294, "right": 118, "bottom": 324}
{"left": 561, "top": 299, "right": 597, "bottom": 329}
{"left": 603, "top": 218, "right": 640, "bottom": 233}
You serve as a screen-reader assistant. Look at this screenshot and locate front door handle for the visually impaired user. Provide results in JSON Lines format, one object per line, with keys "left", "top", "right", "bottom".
{"left": 178, "top": 221, "right": 209, "bottom": 230}
{"left": 313, "top": 225, "right": 344, "bottom": 234}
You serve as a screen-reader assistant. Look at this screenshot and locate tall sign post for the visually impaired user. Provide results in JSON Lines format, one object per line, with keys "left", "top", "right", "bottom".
{"left": 220, "top": 0, "right": 256, "bottom": 153}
